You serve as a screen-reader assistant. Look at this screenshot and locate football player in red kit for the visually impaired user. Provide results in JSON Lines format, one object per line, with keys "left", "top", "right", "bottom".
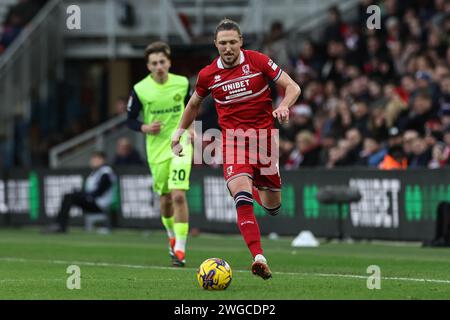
{"left": 172, "top": 18, "right": 301, "bottom": 280}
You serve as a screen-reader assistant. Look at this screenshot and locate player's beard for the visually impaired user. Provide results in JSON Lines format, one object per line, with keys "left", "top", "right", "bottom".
{"left": 222, "top": 53, "right": 238, "bottom": 67}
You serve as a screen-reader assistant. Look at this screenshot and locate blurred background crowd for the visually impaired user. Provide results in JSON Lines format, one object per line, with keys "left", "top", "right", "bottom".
{"left": 2, "top": 0, "right": 450, "bottom": 170}
{"left": 271, "top": 0, "right": 450, "bottom": 170}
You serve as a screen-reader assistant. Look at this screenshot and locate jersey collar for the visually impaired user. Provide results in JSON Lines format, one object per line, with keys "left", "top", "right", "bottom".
{"left": 217, "top": 50, "right": 245, "bottom": 69}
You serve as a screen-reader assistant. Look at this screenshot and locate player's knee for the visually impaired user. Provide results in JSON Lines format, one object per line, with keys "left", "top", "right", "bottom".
{"left": 160, "top": 194, "right": 171, "bottom": 204}
{"left": 171, "top": 192, "right": 186, "bottom": 205}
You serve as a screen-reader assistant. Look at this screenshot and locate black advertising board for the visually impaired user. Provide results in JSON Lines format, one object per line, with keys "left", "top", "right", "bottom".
{"left": 0, "top": 167, "right": 449, "bottom": 241}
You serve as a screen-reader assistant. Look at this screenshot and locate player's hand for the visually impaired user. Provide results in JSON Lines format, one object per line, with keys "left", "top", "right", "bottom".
{"left": 172, "top": 140, "right": 183, "bottom": 157}
{"left": 272, "top": 106, "right": 290, "bottom": 124}
{"left": 172, "top": 128, "right": 185, "bottom": 157}
{"left": 141, "top": 122, "right": 161, "bottom": 135}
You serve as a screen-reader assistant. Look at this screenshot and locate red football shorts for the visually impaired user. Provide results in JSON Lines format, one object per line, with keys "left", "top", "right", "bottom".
{"left": 221, "top": 130, "right": 281, "bottom": 191}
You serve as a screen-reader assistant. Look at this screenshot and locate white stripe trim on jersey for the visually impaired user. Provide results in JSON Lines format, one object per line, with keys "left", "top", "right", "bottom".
{"left": 226, "top": 90, "right": 253, "bottom": 100}
{"left": 208, "top": 72, "right": 263, "bottom": 90}
{"left": 271, "top": 61, "right": 278, "bottom": 71}
{"left": 226, "top": 173, "right": 253, "bottom": 184}
{"left": 214, "top": 84, "right": 269, "bottom": 105}
{"left": 273, "top": 69, "right": 283, "bottom": 82}
{"left": 217, "top": 51, "right": 245, "bottom": 69}
{"left": 257, "top": 186, "right": 282, "bottom": 192}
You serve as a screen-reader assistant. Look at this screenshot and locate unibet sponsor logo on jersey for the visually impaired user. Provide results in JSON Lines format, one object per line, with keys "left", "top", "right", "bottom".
{"left": 349, "top": 178, "right": 400, "bottom": 228}
{"left": 221, "top": 79, "right": 254, "bottom": 100}
{"left": 222, "top": 79, "right": 251, "bottom": 94}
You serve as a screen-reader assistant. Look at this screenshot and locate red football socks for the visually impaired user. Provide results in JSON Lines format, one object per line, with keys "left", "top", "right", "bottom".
{"left": 234, "top": 191, "right": 263, "bottom": 258}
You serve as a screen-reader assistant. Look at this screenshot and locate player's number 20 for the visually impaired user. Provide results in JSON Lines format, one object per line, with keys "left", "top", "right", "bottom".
{"left": 172, "top": 169, "right": 186, "bottom": 181}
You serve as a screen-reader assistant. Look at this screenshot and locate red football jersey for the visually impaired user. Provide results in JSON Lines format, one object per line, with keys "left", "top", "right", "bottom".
{"left": 195, "top": 49, "right": 283, "bottom": 131}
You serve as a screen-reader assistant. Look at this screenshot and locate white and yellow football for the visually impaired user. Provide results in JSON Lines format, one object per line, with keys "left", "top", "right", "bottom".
{"left": 196, "top": 258, "right": 232, "bottom": 290}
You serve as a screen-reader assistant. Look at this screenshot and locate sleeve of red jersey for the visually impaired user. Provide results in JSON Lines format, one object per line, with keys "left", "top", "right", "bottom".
{"left": 194, "top": 69, "right": 210, "bottom": 98}
{"left": 252, "top": 51, "right": 283, "bottom": 82}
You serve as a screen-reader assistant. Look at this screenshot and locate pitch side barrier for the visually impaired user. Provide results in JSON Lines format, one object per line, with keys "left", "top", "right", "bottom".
{"left": 0, "top": 167, "right": 449, "bottom": 241}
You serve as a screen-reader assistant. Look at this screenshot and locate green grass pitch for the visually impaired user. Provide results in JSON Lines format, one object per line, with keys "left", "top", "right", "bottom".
{"left": 0, "top": 227, "right": 450, "bottom": 299}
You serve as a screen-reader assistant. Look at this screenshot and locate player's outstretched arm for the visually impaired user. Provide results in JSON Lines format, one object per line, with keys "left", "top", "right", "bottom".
{"left": 272, "top": 71, "right": 301, "bottom": 124}
{"left": 172, "top": 92, "right": 204, "bottom": 156}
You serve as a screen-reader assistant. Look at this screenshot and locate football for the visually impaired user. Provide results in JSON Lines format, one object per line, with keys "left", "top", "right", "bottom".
{"left": 196, "top": 258, "right": 232, "bottom": 290}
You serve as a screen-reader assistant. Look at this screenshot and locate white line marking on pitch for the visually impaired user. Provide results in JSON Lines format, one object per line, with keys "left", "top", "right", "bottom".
{"left": 1, "top": 257, "right": 450, "bottom": 285}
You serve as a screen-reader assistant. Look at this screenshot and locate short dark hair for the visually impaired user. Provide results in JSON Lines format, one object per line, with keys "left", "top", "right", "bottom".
{"left": 144, "top": 41, "right": 171, "bottom": 62}
{"left": 215, "top": 18, "right": 242, "bottom": 39}
{"left": 91, "top": 151, "right": 106, "bottom": 160}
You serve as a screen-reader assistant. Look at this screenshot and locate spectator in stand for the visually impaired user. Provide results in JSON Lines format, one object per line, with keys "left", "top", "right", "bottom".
{"left": 414, "top": 69, "right": 441, "bottom": 107}
{"left": 379, "top": 145, "right": 408, "bottom": 169}
{"left": 280, "top": 103, "right": 314, "bottom": 142}
{"left": 402, "top": 129, "right": 420, "bottom": 162}
{"left": 261, "top": 21, "right": 291, "bottom": 73}
{"left": 439, "top": 75, "right": 450, "bottom": 114}
{"left": 341, "top": 127, "right": 364, "bottom": 166}
{"left": 326, "top": 139, "right": 350, "bottom": 168}
{"left": 322, "top": 40, "right": 347, "bottom": 83}
{"left": 343, "top": 23, "right": 364, "bottom": 66}
{"left": 368, "top": 106, "right": 389, "bottom": 142}
{"left": 325, "top": 100, "right": 353, "bottom": 139}
{"left": 294, "top": 40, "right": 322, "bottom": 85}
{"left": 358, "top": 136, "right": 387, "bottom": 167}
{"left": 323, "top": 5, "right": 347, "bottom": 42}
{"left": 424, "top": 127, "right": 443, "bottom": 152}
{"left": 350, "top": 100, "right": 370, "bottom": 136}
{"left": 441, "top": 126, "right": 450, "bottom": 165}
{"left": 113, "top": 97, "right": 128, "bottom": 116}
{"left": 367, "top": 80, "right": 385, "bottom": 108}
{"left": 400, "top": 73, "right": 417, "bottom": 103}
{"left": 428, "top": 142, "right": 446, "bottom": 168}
{"left": 396, "top": 91, "right": 437, "bottom": 135}
{"left": 0, "top": 12, "right": 23, "bottom": 53}
{"left": 408, "top": 135, "right": 432, "bottom": 168}
{"left": 112, "top": 137, "right": 144, "bottom": 166}
{"left": 317, "top": 133, "right": 336, "bottom": 165}
{"left": 387, "top": 127, "right": 403, "bottom": 147}
{"left": 381, "top": 0, "right": 403, "bottom": 22}
{"left": 440, "top": 107, "right": 450, "bottom": 130}
{"left": 0, "top": 0, "right": 42, "bottom": 54}
{"left": 285, "top": 130, "right": 322, "bottom": 170}
{"left": 383, "top": 82, "right": 408, "bottom": 128}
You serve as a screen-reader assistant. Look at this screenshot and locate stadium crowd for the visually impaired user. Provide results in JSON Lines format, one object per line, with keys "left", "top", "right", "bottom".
{"left": 268, "top": 0, "right": 450, "bottom": 170}
{"left": 3, "top": 0, "right": 450, "bottom": 171}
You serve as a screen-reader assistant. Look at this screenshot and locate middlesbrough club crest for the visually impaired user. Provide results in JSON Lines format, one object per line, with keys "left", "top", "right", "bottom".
{"left": 226, "top": 166, "right": 233, "bottom": 177}
{"left": 242, "top": 64, "right": 250, "bottom": 75}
